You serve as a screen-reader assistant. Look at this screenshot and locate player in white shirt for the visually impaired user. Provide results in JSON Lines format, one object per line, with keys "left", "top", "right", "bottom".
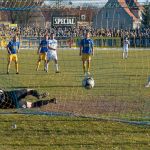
{"left": 123, "top": 37, "right": 130, "bottom": 59}
{"left": 46, "top": 33, "right": 60, "bottom": 73}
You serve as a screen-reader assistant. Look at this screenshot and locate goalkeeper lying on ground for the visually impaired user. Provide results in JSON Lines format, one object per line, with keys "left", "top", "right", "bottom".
{"left": 0, "top": 88, "right": 57, "bottom": 109}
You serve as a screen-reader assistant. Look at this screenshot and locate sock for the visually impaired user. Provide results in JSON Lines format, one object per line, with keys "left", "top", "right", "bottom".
{"left": 7, "top": 63, "right": 10, "bottom": 73}
{"left": 36, "top": 61, "right": 40, "bottom": 70}
{"left": 87, "top": 62, "right": 90, "bottom": 73}
{"left": 83, "top": 63, "right": 86, "bottom": 74}
{"left": 15, "top": 63, "right": 19, "bottom": 73}
{"left": 45, "top": 63, "right": 48, "bottom": 71}
{"left": 55, "top": 64, "right": 59, "bottom": 71}
{"left": 126, "top": 52, "right": 128, "bottom": 58}
{"left": 123, "top": 53, "right": 125, "bottom": 59}
{"left": 32, "top": 100, "right": 48, "bottom": 107}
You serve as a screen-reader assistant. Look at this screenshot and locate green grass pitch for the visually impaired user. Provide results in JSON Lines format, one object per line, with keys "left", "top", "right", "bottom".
{"left": 0, "top": 48, "right": 150, "bottom": 149}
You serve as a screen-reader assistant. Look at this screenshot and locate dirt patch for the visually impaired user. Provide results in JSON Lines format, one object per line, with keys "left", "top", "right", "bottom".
{"left": 41, "top": 99, "right": 147, "bottom": 116}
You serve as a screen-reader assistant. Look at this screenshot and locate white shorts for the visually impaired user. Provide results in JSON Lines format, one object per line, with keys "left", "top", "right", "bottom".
{"left": 123, "top": 47, "right": 128, "bottom": 52}
{"left": 47, "top": 50, "right": 58, "bottom": 61}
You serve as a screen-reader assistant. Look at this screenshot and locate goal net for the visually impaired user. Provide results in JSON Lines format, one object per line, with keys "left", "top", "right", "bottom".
{"left": 0, "top": 0, "right": 150, "bottom": 148}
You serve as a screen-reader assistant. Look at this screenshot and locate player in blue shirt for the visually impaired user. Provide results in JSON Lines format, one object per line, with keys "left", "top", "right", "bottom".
{"left": 36, "top": 34, "right": 49, "bottom": 71}
{"left": 7, "top": 35, "right": 20, "bottom": 74}
{"left": 80, "top": 31, "right": 94, "bottom": 76}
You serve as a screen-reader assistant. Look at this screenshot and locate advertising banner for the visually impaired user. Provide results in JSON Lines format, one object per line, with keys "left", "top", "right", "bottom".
{"left": 52, "top": 16, "right": 77, "bottom": 27}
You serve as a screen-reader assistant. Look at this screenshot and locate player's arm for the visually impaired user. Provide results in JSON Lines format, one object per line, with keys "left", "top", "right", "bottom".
{"left": 91, "top": 40, "right": 94, "bottom": 56}
{"left": 48, "top": 46, "right": 56, "bottom": 50}
{"left": 91, "top": 47, "right": 94, "bottom": 56}
{"left": 55, "top": 41, "right": 58, "bottom": 51}
{"left": 37, "top": 45, "right": 41, "bottom": 54}
{"left": 48, "top": 44, "right": 56, "bottom": 50}
{"left": 17, "top": 42, "right": 20, "bottom": 53}
{"left": 80, "top": 46, "right": 82, "bottom": 56}
{"left": 128, "top": 40, "right": 130, "bottom": 46}
{"left": 6, "top": 43, "right": 11, "bottom": 54}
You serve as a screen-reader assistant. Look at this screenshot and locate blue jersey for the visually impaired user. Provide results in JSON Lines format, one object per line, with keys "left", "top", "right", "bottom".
{"left": 7, "top": 41, "right": 20, "bottom": 54}
{"left": 40, "top": 40, "right": 49, "bottom": 53}
{"left": 80, "top": 38, "right": 94, "bottom": 54}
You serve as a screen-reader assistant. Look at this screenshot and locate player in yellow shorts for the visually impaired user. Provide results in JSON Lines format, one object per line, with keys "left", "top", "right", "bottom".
{"left": 36, "top": 34, "right": 49, "bottom": 71}
{"left": 6, "top": 35, "right": 20, "bottom": 74}
{"left": 80, "top": 31, "right": 94, "bottom": 76}
{"left": 82, "top": 54, "right": 91, "bottom": 62}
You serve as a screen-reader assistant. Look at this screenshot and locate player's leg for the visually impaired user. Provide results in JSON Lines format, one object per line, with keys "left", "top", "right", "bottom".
{"left": 36, "top": 59, "right": 41, "bottom": 71}
{"left": 51, "top": 52, "right": 59, "bottom": 73}
{"left": 43, "top": 53, "right": 47, "bottom": 71}
{"left": 87, "top": 60, "right": 91, "bottom": 75}
{"left": 87, "top": 55, "right": 91, "bottom": 75}
{"left": 7, "top": 61, "right": 11, "bottom": 74}
{"left": 54, "top": 53, "right": 59, "bottom": 73}
{"left": 54, "top": 59, "right": 60, "bottom": 73}
{"left": 125, "top": 52, "right": 127, "bottom": 59}
{"left": 145, "top": 82, "right": 150, "bottom": 88}
{"left": 125, "top": 49, "right": 128, "bottom": 59}
{"left": 82, "top": 60, "right": 86, "bottom": 75}
{"left": 82, "top": 54, "right": 86, "bottom": 74}
{"left": 44, "top": 60, "right": 47, "bottom": 71}
{"left": 16, "top": 98, "right": 57, "bottom": 108}
{"left": 36, "top": 54, "right": 42, "bottom": 71}
{"left": 31, "top": 98, "right": 57, "bottom": 108}
{"left": 123, "top": 49, "right": 125, "bottom": 59}
{"left": 11, "top": 89, "right": 49, "bottom": 101}
{"left": 14, "top": 55, "right": 19, "bottom": 74}
{"left": 15, "top": 61, "right": 19, "bottom": 74}
{"left": 45, "top": 59, "right": 49, "bottom": 72}
{"left": 7, "top": 55, "right": 12, "bottom": 74}
{"left": 145, "top": 76, "right": 150, "bottom": 88}
{"left": 45, "top": 52, "right": 51, "bottom": 72}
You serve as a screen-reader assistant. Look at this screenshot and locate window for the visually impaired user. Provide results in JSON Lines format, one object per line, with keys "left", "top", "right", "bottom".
{"left": 106, "top": 12, "right": 109, "bottom": 18}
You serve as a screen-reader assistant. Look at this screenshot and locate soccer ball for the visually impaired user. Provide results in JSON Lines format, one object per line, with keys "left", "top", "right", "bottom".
{"left": 82, "top": 77, "right": 95, "bottom": 89}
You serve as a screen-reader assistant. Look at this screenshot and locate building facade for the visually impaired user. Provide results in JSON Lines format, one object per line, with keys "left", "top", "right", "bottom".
{"left": 93, "top": 0, "right": 142, "bottom": 29}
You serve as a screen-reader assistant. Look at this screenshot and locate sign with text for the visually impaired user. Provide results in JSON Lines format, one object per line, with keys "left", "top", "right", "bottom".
{"left": 9, "top": 24, "right": 17, "bottom": 28}
{"left": 52, "top": 16, "right": 77, "bottom": 27}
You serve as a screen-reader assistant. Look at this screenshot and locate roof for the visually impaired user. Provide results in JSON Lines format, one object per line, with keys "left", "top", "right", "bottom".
{"left": 118, "top": 0, "right": 138, "bottom": 21}
{"left": 133, "top": 0, "right": 144, "bottom": 11}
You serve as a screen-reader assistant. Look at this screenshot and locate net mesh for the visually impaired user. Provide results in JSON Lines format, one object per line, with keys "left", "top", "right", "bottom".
{"left": 0, "top": 0, "right": 149, "bottom": 116}
{"left": 0, "top": 1, "right": 150, "bottom": 149}
{"left": 0, "top": 46, "right": 150, "bottom": 119}
{"left": 0, "top": 0, "right": 43, "bottom": 10}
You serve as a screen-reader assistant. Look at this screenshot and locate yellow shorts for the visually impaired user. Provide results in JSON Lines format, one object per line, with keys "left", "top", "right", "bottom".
{"left": 39, "top": 53, "right": 47, "bottom": 61}
{"left": 8, "top": 54, "right": 18, "bottom": 62}
{"left": 82, "top": 54, "right": 91, "bottom": 61}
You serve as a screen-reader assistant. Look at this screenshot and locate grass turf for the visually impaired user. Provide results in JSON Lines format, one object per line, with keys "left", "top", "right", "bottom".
{"left": 0, "top": 49, "right": 150, "bottom": 149}
{"left": 0, "top": 115, "right": 150, "bottom": 150}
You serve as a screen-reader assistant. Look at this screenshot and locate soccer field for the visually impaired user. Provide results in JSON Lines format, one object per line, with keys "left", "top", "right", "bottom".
{"left": 0, "top": 49, "right": 150, "bottom": 117}
{"left": 0, "top": 48, "right": 150, "bottom": 149}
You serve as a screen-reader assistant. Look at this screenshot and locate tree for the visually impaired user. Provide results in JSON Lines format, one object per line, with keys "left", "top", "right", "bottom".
{"left": 142, "top": 2, "right": 150, "bottom": 27}
{"left": 0, "top": 0, "right": 43, "bottom": 25}
{"left": 7, "top": 10, "right": 33, "bottom": 26}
